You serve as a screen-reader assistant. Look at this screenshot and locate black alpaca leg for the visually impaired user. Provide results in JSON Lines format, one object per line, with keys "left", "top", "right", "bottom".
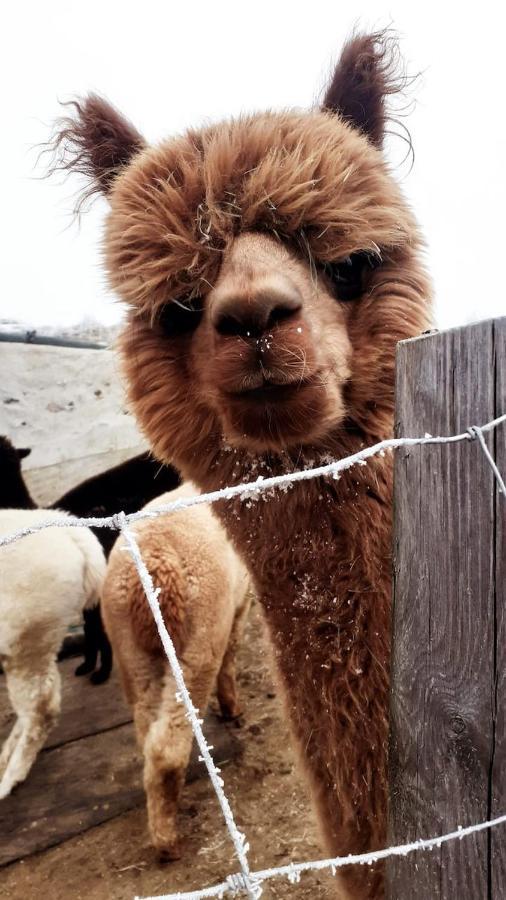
{"left": 90, "top": 608, "right": 113, "bottom": 685}
{"left": 75, "top": 607, "right": 99, "bottom": 676}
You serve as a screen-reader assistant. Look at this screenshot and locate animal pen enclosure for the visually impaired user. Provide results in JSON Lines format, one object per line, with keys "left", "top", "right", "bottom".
{"left": 0, "top": 317, "right": 505, "bottom": 899}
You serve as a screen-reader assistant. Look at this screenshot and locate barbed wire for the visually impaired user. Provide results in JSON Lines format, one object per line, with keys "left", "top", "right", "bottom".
{"left": 1, "top": 413, "right": 505, "bottom": 551}
{"left": 1, "top": 411, "right": 505, "bottom": 899}
{"left": 136, "top": 812, "right": 506, "bottom": 899}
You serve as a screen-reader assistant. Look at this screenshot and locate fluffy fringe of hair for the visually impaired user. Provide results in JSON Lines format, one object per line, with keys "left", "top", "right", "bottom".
{"left": 104, "top": 109, "right": 419, "bottom": 318}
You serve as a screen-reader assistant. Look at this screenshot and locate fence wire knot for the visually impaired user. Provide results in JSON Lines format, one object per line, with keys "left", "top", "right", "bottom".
{"left": 225, "top": 872, "right": 262, "bottom": 897}
{"left": 110, "top": 511, "right": 127, "bottom": 530}
{"left": 467, "top": 425, "right": 506, "bottom": 495}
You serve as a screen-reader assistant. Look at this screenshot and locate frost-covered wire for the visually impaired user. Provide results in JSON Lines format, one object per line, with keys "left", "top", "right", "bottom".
{"left": 468, "top": 425, "right": 506, "bottom": 495}
{"left": 1, "top": 412, "right": 504, "bottom": 550}
{"left": 136, "top": 811, "right": 506, "bottom": 899}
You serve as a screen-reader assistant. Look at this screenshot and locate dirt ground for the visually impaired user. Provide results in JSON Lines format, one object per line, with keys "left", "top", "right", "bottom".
{"left": 1, "top": 604, "right": 337, "bottom": 899}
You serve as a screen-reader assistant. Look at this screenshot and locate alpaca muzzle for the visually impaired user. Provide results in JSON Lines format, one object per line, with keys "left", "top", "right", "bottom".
{"left": 210, "top": 274, "right": 303, "bottom": 340}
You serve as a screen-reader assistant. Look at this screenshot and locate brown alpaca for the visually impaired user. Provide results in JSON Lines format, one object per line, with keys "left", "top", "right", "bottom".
{"left": 50, "top": 32, "right": 432, "bottom": 898}
{"left": 101, "top": 484, "right": 250, "bottom": 859}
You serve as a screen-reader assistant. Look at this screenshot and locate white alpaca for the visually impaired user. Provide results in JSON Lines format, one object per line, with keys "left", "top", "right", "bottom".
{"left": 0, "top": 508, "right": 106, "bottom": 798}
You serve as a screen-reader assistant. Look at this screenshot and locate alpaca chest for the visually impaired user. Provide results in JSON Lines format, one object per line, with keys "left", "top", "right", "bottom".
{"left": 217, "top": 475, "right": 392, "bottom": 707}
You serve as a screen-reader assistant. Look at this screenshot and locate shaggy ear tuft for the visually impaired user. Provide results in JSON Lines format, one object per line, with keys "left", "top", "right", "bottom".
{"left": 47, "top": 94, "right": 145, "bottom": 208}
{"left": 322, "top": 31, "right": 405, "bottom": 147}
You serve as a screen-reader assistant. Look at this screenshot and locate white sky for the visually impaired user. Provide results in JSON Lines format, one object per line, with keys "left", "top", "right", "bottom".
{"left": 2, "top": 2, "right": 505, "bottom": 330}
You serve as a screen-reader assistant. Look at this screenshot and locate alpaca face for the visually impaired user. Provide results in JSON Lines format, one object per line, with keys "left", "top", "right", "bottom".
{"left": 123, "top": 228, "right": 358, "bottom": 453}
{"left": 50, "top": 32, "right": 432, "bottom": 464}
{"left": 106, "top": 106, "right": 429, "bottom": 462}
{"left": 188, "top": 230, "right": 353, "bottom": 450}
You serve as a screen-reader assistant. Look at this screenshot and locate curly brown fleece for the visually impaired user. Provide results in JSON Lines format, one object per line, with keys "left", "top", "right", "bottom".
{"left": 101, "top": 485, "right": 250, "bottom": 858}
{"left": 50, "top": 31, "right": 432, "bottom": 899}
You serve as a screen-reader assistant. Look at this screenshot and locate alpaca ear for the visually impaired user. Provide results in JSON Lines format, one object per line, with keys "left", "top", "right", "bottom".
{"left": 49, "top": 94, "right": 145, "bottom": 204}
{"left": 322, "top": 31, "right": 402, "bottom": 147}
{"left": 17, "top": 448, "right": 31, "bottom": 460}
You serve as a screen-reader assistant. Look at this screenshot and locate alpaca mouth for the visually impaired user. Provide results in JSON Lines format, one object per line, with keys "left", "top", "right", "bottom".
{"left": 229, "top": 377, "right": 315, "bottom": 404}
{"left": 217, "top": 370, "right": 340, "bottom": 450}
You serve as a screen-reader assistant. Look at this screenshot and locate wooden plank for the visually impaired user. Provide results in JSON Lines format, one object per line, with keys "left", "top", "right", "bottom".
{"left": 0, "top": 723, "right": 141, "bottom": 866}
{"left": 387, "top": 318, "right": 505, "bottom": 898}
{"left": 0, "top": 659, "right": 133, "bottom": 750}
{"left": 0, "top": 715, "right": 240, "bottom": 866}
{"left": 491, "top": 317, "right": 506, "bottom": 894}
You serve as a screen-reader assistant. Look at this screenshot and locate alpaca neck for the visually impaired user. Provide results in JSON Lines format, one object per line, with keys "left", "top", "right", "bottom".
{"left": 218, "top": 458, "right": 392, "bottom": 872}
{"left": 180, "top": 432, "right": 392, "bottom": 894}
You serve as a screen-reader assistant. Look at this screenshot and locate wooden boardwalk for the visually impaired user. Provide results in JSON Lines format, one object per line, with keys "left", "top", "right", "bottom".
{"left": 0, "top": 658, "right": 241, "bottom": 866}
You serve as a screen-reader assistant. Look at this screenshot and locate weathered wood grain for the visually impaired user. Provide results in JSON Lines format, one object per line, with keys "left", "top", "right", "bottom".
{"left": 387, "top": 317, "right": 506, "bottom": 898}
{"left": 0, "top": 722, "right": 142, "bottom": 866}
{"left": 491, "top": 317, "right": 506, "bottom": 894}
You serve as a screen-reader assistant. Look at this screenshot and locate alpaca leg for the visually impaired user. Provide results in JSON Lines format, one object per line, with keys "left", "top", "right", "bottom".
{"left": 216, "top": 593, "right": 251, "bottom": 719}
{"left": 75, "top": 607, "right": 98, "bottom": 676}
{"left": 124, "top": 656, "right": 164, "bottom": 748}
{"left": 0, "top": 719, "right": 23, "bottom": 777}
{"left": 0, "top": 659, "right": 61, "bottom": 798}
{"left": 90, "top": 608, "right": 113, "bottom": 685}
{"left": 143, "top": 663, "right": 218, "bottom": 859}
{"left": 102, "top": 598, "right": 164, "bottom": 737}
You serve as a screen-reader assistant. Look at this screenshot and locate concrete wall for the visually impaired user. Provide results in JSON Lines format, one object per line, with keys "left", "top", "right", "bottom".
{"left": 0, "top": 342, "right": 147, "bottom": 506}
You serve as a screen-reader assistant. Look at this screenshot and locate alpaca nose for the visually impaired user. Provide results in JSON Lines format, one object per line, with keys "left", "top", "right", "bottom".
{"left": 212, "top": 284, "right": 302, "bottom": 338}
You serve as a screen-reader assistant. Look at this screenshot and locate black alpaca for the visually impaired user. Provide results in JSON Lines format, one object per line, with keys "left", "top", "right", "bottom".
{"left": 53, "top": 453, "right": 181, "bottom": 682}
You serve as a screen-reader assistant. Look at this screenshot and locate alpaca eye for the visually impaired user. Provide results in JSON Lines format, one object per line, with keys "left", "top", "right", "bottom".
{"left": 325, "top": 252, "right": 380, "bottom": 302}
{"left": 158, "top": 297, "right": 203, "bottom": 336}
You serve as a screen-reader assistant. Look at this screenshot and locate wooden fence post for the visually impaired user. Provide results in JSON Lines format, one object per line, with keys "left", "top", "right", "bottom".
{"left": 387, "top": 317, "right": 506, "bottom": 898}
